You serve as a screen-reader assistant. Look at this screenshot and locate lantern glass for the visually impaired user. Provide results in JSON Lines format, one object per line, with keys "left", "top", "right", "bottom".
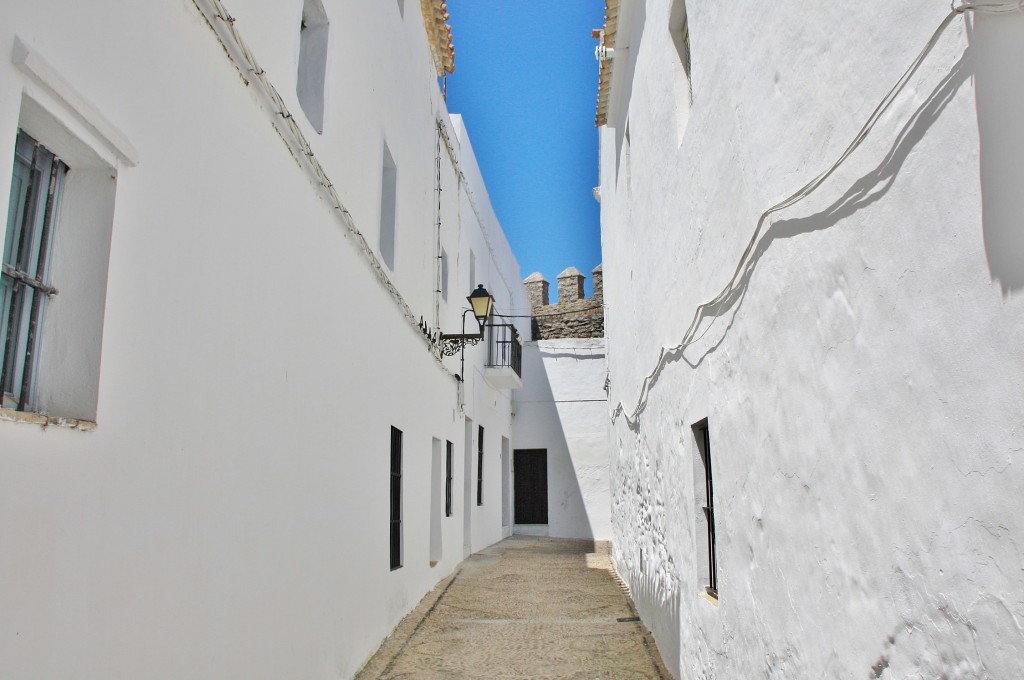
{"left": 467, "top": 285, "right": 494, "bottom": 325}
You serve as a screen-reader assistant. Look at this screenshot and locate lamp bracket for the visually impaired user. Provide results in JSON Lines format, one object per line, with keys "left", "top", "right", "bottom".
{"left": 440, "top": 333, "right": 484, "bottom": 356}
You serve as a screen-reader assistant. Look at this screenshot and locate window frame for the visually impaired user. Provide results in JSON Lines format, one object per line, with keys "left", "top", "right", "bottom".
{"left": 2, "top": 131, "right": 66, "bottom": 412}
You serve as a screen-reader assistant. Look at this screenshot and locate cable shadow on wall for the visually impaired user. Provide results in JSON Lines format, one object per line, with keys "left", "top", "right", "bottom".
{"left": 619, "top": 52, "right": 972, "bottom": 433}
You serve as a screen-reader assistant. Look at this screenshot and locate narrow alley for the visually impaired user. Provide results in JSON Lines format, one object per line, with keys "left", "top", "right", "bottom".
{"left": 2, "top": 0, "right": 1023, "bottom": 677}
{"left": 356, "top": 537, "right": 669, "bottom": 679}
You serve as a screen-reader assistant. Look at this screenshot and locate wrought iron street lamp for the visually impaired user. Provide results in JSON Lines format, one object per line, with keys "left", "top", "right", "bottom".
{"left": 440, "top": 284, "right": 495, "bottom": 357}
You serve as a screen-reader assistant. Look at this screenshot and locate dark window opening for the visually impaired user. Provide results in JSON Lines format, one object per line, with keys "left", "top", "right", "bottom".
{"left": 693, "top": 418, "right": 717, "bottom": 596}
{"left": 389, "top": 426, "right": 403, "bottom": 570}
{"left": 445, "top": 440, "right": 453, "bottom": 517}
{"left": 476, "top": 425, "right": 484, "bottom": 506}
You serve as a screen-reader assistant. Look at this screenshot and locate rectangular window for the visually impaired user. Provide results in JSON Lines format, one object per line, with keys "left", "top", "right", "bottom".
{"left": 379, "top": 143, "right": 397, "bottom": 270}
{"left": 669, "top": 0, "right": 693, "bottom": 142}
{"left": 445, "top": 440, "right": 453, "bottom": 517}
{"left": 693, "top": 419, "right": 717, "bottom": 597}
{"left": 297, "top": 0, "right": 329, "bottom": 134}
{"left": 2, "top": 131, "right": 66, "bottom": 411}
{"left": 476, "top": 425, "right": 484, "bottom": 506}
{"left": 390, "top": 426, "right": 403, "bottom": 570}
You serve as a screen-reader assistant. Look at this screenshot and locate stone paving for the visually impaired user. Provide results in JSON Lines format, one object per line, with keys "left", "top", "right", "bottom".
{"left": 356, "top": 536, "right": 670, "bottom": 679}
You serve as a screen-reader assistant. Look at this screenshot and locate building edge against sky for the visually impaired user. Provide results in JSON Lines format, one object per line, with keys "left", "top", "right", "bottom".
{"left": 0, "top": 1, "right": 541, "bottom": 677}
{"left": 596, "top": 1, "right": 1024, "bottom": 678}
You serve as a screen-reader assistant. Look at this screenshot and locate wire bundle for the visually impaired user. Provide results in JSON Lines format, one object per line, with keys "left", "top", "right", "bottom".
{"left": 192, "top": 0, "right": 457, "bottom": 374}
{"left": 610, "top": 1, "right": 1024, "bottom": 428}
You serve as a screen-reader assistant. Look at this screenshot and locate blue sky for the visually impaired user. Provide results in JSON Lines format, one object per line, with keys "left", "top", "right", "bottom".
{"left": 445, "top": 1, "right": 605, "bottom": 298}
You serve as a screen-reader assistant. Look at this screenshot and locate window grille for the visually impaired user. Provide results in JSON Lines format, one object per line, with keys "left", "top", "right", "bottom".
{"left": 2, "top": 131, "right": 66, "bottom": 411}
{"left": 390, "top": 426, "right": 403, "bottom": 570}
{"left": 445, "top": 440, "right": 453, "bottom": 517}
{"left": 476, "top": 425, "right": 484, "bottom": 506}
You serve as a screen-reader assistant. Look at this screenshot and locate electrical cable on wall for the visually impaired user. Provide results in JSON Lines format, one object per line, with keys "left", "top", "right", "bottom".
{"left": 610, "top": 0, "right": 1023, "bottom": 429}
{"left": 191, "top": 0, "right": 458, "bottom": 377}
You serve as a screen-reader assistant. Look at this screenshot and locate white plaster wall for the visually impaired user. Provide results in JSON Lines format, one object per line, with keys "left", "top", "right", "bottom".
{"left": 599, "top": 1, "right": 1024, "bottom": 678}
{"left": 445, "top": 113, "right": 532, "bottom": 555}
{"left": 0, "top": 1, "right": 527, "bottom": 677}
{"left": 513, "top": 339, "right": 612, "bottom": 540}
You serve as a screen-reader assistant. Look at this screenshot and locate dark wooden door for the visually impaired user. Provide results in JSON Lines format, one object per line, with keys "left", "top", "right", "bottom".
{"left": 514, "top": 449, "right": 548, "bottom": 524}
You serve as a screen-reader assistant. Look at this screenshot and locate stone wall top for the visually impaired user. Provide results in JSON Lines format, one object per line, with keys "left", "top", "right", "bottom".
{"left": 524, "top": 264, "right": 604, "bottom": 339}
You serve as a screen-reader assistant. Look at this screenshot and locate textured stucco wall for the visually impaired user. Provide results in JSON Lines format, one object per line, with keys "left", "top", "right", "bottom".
{"left": 0, "top": 1, "right": 527, "bottom": 677}
{"left": 513, "top": 339, "right": 612, "bottom": 540}
{"left": 599, "top": 1, "right": 1024, "bottom": 679}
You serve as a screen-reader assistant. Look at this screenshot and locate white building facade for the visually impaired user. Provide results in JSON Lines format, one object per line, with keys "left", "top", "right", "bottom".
{"left": 596, "top": 1, "right": 1024, "bottom": 678}
{"left": 0, "top": 1, "right": 530, "bottom": 677}
{"left": 513, "top": 338, "right": 613, "bottom": 540}
{"left": 511, "top": 266, "right": 613, "bottom": 541}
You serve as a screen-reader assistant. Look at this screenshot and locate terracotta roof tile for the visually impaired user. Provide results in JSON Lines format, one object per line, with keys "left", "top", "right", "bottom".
{"left": 420, "top": 0, "right": 456, "bottom": 75}
{"left": 595, "top": 0, "right": 620, "bottom": 127}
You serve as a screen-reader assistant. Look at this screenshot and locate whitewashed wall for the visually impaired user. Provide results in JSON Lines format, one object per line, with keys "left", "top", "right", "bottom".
{"left": 599, "top": 1, "right": 1024, "bottom": 678}
{"left": 448, "top": 113, "right": 533, "bottom": 548}
{"left": 0, "top": 1, "right": 527, "bottom": 677}
{"left": 513, "top": 339, "right": 612, "bottom": 540}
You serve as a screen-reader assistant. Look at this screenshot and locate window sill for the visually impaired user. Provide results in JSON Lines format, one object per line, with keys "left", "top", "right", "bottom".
{"left": 0, "top": 407, "right": 96, "bottom": 431}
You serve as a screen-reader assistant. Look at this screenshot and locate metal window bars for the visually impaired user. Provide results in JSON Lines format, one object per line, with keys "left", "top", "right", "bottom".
{"left": 476, "top": 425, "right": 484, "bottom": 506}
{"left": 1, "top": 132, "right": 65, "bottom": 411}
{"left": 698, "top": 423, "right": 718, "bottom": 596}
{"left": 445, "top": 440, "right": 453, "bottom": 517}
{"left": 389, "top": 426, "right": 403, "bottom": 570}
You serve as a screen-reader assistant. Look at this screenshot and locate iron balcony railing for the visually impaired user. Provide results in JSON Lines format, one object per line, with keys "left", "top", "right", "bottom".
{"left": 486, "top": 323, "right": 523, "bottom": 378}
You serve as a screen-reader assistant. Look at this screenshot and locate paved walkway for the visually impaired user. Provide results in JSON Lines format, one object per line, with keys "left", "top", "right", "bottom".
{"left": 356, "top": 536, "right": 669, "bottom": 679}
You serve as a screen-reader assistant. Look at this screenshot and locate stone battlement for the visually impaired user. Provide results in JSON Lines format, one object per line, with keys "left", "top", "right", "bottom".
{"left": 524, "top": 264, "right": 604, "bottom": 339}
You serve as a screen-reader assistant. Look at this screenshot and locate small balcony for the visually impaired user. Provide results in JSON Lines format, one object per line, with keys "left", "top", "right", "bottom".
{"left": 483, "top": 323, "right": 523, "bottom": 389}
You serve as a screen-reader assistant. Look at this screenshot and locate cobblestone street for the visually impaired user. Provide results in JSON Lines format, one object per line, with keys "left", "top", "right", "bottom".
{"left": 356, "top": 536, "right": 669, "bottom": 679}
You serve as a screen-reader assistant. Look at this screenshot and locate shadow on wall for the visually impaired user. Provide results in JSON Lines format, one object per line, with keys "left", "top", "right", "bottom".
{"left": 617, "top": 43, "right": 976, "bottom": 432}
{"left": 622, "top": 549, "right": 682, "bottom": 678}
{"left": 518, "top": 344, "right": 596, "bottom": 540}
{"left": 972, "top": 12, "right": 1024, "bottom": 294}
{"left": 672, "top": 52, "right": 972, "bottom": 375}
